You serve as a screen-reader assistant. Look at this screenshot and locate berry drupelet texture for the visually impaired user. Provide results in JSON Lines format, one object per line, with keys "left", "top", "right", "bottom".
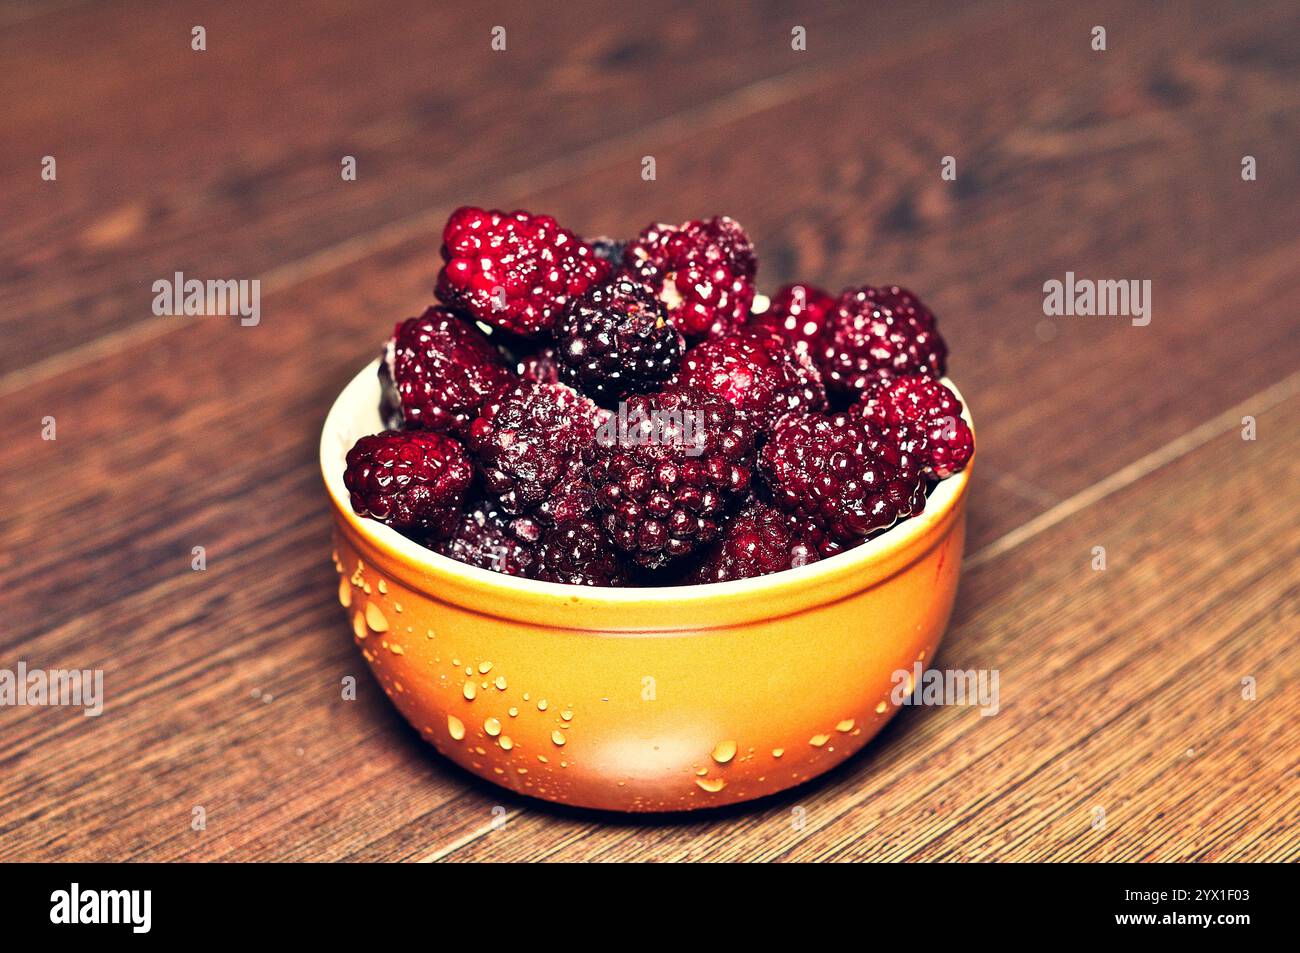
{"left": 589, "top": 388, "right": 756, "bottom": 569}
{"left": 820, "top": 286, "right": 948, "bottom": 399}
{"left": 533, "top": 518, "right": 630, "bottom": 586}
{"left": 468, "top": 380, "right": 603, "bottom": 516}
{"left": 344, "top": 431, "right": 474, "bottom": 537}
{"left": 672, "top": 327, "right": 827, "bottom": 430}
{"left": 747, "top": 282, "right": 836, "bottom": 356}
{"left": 621, "top": 216, "right": 756, "bottom": 341}
{"left": 692, "top": 502, "right": 822, "bottom": 583}
{"left": 435, "top": 206, "right": 612, "bottom": 337}
{"left": 381, "top": 307, "right": 515, "bottom": 437}
{"left": 853, "top": 375, "right": 974, "bottom": 478}
{"left": 436, "top": 500, "right": 537, "bottom": 576}
{"left": 554, "top": 276, "right": 686, "bottom": 404}
{"left": 759, "top": 412, "right": 926, "bottom": 545}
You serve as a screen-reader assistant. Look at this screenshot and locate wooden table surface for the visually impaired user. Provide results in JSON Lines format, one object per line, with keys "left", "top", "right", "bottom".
{"left": 2, "top": 0, "right": 1297, "bottom": 862}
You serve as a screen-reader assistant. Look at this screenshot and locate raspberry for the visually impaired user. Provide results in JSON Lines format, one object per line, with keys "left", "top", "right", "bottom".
{"left": 853, "top": 375, "right": 973, "bottom": 478}
{"left": 555, "top": 276, "right": 686, "bottom": 404}
{"left": 380, "top": 307, "right": 515, "bottom": 438}
{"left": 747, "top": 282, "right": 836, "bottom": 356}
{"left": 436, "top": 501, "right": 536, "bottom": 577}
{"left": 344, "top": 431, "right": 473, "bottom": 537}
{"left": 692, "top": 502, "right": 822, "bottom": 583}
{"left": 672, "top": 327, "right": 826, "bottom": 430}
{"left": 589, "top": 388, "right": 756, "bottom": 568}
{"left": 621, "top": 216, "right": 756, "bottom": 341}
{"left": 533, "top": 518, "right": 630, "bottom": 586}
{"left": 435, "top": 206, "right": 612, "bottom": 337}
{"left": 468, "top": 380, "right": 603, "bottom": 515}
{"left": 821, "top": 286, "right": 948, "bottom": 398}
{"left": 759, "top": 413, "right": 925, "bottom": 544}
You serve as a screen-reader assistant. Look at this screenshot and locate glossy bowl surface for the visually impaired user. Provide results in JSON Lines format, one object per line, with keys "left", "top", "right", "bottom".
{"left": 322, "top": 360, "right": 972, "bottom": 811}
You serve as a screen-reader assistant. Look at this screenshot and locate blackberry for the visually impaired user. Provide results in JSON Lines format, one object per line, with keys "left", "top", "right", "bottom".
{"left": 468, "top": 380, "right": 603, "bottom": 515}
{"left": 621, "top": 215, "right": 756, "bottom": 341}
{"left": 514, "top": 345, "right": 563, "bottom": 385}
{"left": 671, "top": 327, "right": 826, "bottom": 431}
{"left": 344, "top": 431, "right": 473, "bottom": 537}
{"left": 589, "top": 388, "right": 756, "bottom": 568}
{"left": 692, "top": 502, "right": 822, "bottom": 583}
{"left": 435, "top": 206, "right": 612, "bottom": 337}
{"left": 853, "top": 375, "right": 973, "bottom": 478}
{"left": 436, "top": 501, "right": 536, "bottom": 576}
{"left": 747, "top": 282, "right": 836, "bottom": 357}
{"left": 590, "top": 236, "right": 628, "bottom": 268}
{"left": 533, "top": 518, "right": 630, "bottom": 586}
{"left": 381, "top": 307, "right": 515, "bottom": 438}
{"left": 758, "top": 413, "right": 925, "bottom": 544}
{"left": 821, "top": 286, "right": 948, "bottom": 398}
{"left": 555, "top": 276, "right": 686, "bottom": 404}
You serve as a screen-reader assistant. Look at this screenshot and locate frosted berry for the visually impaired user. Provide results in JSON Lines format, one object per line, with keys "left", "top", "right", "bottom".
{"left": 621, "top": 216, "right": 756, "bottom": 340}
{"left": 344, "top": 431, "right": 473, "bottom": 537}
{"left": 759, "top": 413, "right": 926, "bottom": 545}
{"left": 821, "top": 286, "right": 947, "bottom": 398}
{"left": 853, "top": 375, "right": 973, "bottom": 478}
{"left": 381, "top": 307, "right": 515, "bottom": 438}
{"left": 672, "top": 327, "right": 826, "bottom": 430}
{"left": 435, "top": 206, "right": 611, "bottom": 337}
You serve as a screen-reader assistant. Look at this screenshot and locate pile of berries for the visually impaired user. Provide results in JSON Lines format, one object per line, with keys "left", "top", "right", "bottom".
{"left": 344, "top": 206, "right": 973, "bottom": 586}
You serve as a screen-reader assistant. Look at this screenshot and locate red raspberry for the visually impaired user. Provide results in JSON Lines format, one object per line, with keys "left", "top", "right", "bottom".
{"left": 468, "top": 380, "right": 603, "bottom": 516}
{"left": 852, "top": 375, "right": 973, "bottom": 478}
{"left": 436, "top": 501, "right": 537, "bottom": 577}
{"left": 555, "top": 276, "right": 685, "bottom": 404}
{"left": 589, "top": 388, "right": 756, "bottom": 568}
{"left": 747, "top": 282, "right": 836, "bottom": 357}
{"left": 672, "top": 327, "right": 826, "bottom": 431}
{"left": 821, "top": 286, "right": 948, "bottom": 398}
{"left": 759, "top": 413, "right": 925, "bottom": 545}
{"left": 435, "top": 206, "right": 612, "bottom": 337}
{"left": 621, "top": 216, "right": 756, "bottom": 341}
{"left": 344, "top": 431, "right": 473, "bottom": 537}
{"left": 381, "top": 307, "right": 515, "bottom": 438}
{"left": 692, "top": 502, "right": 822, "bottom": 583}
{"left": 533, "top": 518, "right": 630, "bottom": 586}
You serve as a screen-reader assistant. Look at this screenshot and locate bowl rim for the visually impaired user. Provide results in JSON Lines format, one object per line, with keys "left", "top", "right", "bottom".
{"left": 321, "top": 359, "right": 973, "bottom": 606}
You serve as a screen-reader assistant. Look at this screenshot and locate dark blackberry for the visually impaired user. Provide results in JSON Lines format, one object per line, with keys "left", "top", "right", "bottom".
{"left": 671, "top": 327, "right": 826, "bottom": 431}
{"left": 435, "top": 206, "right": 612, "bottom": 337}
{"left": 468, "top": 380, "right": 603, "bottom": 515}
{"left": 589, "top": 388, "right": 756, "bottom": 568}
{"left": 344, "top": 431, "right": 474, "bottom": 537}
{"left": 691, "top": 502, "right": 822, "bottom": 583}
{"left": 533, "top": 518, "right": 630, "bottom": 586}
{"left": 381, "top": 307, "right": 515, "bottom": 438}
{"left": 555, "top": 276, "right": 686, "bottom": 404}
{"left": 590, "top": 236, "right": 628, "bottom": 268}
{"left": 513, "top": 345, "right": 563, "bottom": 384}
{"left": 621, "top": 215, "right": 756, "bottom": 341}
{"left": 758, "top": 413, "right": 926, "bottom": 545}
{"left": 821, "top": 286, "right": 948, "bottom": 398}
{"left": 436, "top": 501, "right": 537, "bottom": 576}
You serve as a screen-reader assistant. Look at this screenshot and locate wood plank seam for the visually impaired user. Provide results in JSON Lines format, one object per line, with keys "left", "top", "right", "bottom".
{"left": 430, "top": 367, "right": 1300, "bottom": 861}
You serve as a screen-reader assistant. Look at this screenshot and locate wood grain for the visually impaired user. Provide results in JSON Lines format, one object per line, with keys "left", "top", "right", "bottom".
{"left": 0, "top": 0, "right": 972, "bottom": 376}
{"left": 0, "top": 0, "right": 1296, "bottom": 862}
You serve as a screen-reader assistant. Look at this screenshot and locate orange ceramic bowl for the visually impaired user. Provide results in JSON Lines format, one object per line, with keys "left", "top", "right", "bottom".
{"left": 322, "top": 360, "right": 973, "bottom": 812}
